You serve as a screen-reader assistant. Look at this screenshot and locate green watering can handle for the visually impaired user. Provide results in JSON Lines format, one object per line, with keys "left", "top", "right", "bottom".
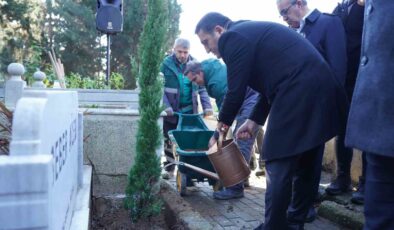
{"left": 174, "top": 112, "right": 204, "bottom": 116}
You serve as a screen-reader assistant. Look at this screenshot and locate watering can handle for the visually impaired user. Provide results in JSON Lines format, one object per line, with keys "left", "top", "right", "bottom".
{"left": 217, "top": 130, "right": 226, "bottom": 151}
{"left": 166, "top": 157, "right": 220, "bottom": 180}
{"left": 174, "top": 112, "right": 204, "bottom": 116}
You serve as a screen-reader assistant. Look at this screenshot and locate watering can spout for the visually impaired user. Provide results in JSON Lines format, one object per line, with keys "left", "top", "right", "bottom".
{"left": 166, "top": 157, "right": 220, "bottom": 181}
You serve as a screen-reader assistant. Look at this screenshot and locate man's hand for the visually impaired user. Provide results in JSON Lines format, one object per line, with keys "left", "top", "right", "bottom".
{"left": 164, "top": 107, "right": 174, "bottom": 116}
{"left": 236, "top": 119, "right": 258, "bottom": 139}
{"left": 217, "top": 121, "right": 229, "bottom": 133}
{"left": 208, "top": 121, "right": 229, "bottom": 148}
{"left": 208, "top": 135, "right": 217, "bottom": 148}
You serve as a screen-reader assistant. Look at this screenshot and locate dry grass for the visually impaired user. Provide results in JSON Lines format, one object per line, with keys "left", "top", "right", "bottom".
{"left": 0, "top": 102, "right": 12, "bottom": 155}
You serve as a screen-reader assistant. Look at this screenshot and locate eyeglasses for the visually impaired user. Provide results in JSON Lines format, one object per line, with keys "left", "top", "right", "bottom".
{"left": 279, "top": 2, "right": 296, "bottom": 17}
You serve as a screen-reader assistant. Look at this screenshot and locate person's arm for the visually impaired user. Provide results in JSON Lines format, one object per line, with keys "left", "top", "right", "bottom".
{"left": 160, "top": 64, "right": 174, "bottom": 115}
{"left": 208, "top": 80, "right": 227, "bottom": 110}
{"left": 324, "top": 16, "right": 347, "bottom": 86}
{"left": 249, "top": 94, "right": 270, "bottom": 126}
{"left": 238, "top": 88, "right": 259, "bottom": 119}
{"left": 198, "top": 86, "right": 213, "bottom": 115}
{"left": 218, "top": 31, "right": 254, "bottom": 126}
{"left": 162, "top": 93, "right": 173, "bottom": 115}
{"left": 357, "top": 0, "right": 365, "bottom": 6}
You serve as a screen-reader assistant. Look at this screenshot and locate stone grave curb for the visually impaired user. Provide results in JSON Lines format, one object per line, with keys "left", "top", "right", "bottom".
{"left": 318, "top": 200, "right": 364, "bottom": 230}
{"left": 70, "top": 165, "right": 93, "bottom": 230}
{"left": 160, "top": 179, "right": 215, "bottom": 230}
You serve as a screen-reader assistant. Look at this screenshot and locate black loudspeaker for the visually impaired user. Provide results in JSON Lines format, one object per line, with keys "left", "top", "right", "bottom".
{"left": 96, "top": 0, "right": 123, "bottom": 34}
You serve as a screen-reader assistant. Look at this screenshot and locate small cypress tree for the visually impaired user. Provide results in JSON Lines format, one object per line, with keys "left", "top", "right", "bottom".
{"left": 125, "top": 0, "right": 169, "bottom": 221}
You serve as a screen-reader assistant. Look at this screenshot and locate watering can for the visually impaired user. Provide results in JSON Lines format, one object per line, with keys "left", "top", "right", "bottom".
{"left": 165, "top": 131, "right": 250, "bottom": 187}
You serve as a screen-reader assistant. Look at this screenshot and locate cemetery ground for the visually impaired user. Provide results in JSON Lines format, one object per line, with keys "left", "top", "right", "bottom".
{"left": 82, "top": 112, "right": 365, "bottom": 230}
{"left": 91, "top": 195, "right": 168, "bottom": 229}
{"left": 160, "top": 163, "right": 354, "bottom": 230}
{"left": 90, "top": 147, "right": 364, "bottom": 229}
{"left": 0, "top": 72, "right": 365, "bottom": 229}
{"left": 90, "top": 175, "right": 204, "bottom": 230}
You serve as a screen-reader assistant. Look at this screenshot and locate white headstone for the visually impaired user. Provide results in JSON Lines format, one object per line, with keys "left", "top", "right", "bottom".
{"left": 0, "top": 90, "right": 80, "bottom": 230}
{"left": 5, "top": 63, "right": 26, "bottom": 109}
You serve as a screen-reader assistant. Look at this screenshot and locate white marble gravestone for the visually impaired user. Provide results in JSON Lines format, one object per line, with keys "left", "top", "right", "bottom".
{"left": 0, "top": 90, "right": 81, "bottom": 229}
{"left": 4, "top": 63, "right": 26, "bottom": 109}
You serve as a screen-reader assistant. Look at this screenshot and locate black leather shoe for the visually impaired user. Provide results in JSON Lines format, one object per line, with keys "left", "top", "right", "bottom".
{"left": 255, "top": 170, "right": 265, "bottom": 176}
{"left": 325, "top": 176, "right": 351, "bottom": 195}
{"left": 351, "top": 181, "right": 365, "bottom": 204}
{"left": 305, "top": 207, "right": 317, "bottom": 223}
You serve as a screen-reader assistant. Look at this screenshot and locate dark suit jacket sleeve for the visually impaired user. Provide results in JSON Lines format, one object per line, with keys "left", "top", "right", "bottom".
{"left": 218, "top": 31, "right": 254, "bottom": 126}
{"left": 324, "top": 16, "right": 347, "bottom": 85}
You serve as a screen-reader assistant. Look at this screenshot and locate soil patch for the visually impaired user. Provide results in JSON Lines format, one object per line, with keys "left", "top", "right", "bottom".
{"left": 92, "top": 205, "right": 168, "bottom": 230}
{"left": 91, "top": 182, "right": 192, "bottom": 230}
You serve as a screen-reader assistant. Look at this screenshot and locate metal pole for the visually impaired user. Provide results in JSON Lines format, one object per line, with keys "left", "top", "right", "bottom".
{"left": 106, "top": 33, "right": 111, "bottom": 85}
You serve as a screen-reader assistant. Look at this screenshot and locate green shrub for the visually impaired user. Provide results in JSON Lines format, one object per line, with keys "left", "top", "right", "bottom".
{"left": 124, "top": 0, "right": 169, "bottom": 221}
{"left": 65, "top": 72, "right": 124, "bottom": 89}
{"left": 65, "top": 72, "right": 83, "bottom": 89}
{"left": 110, "top": 72, "right": 125, "bottom": 90}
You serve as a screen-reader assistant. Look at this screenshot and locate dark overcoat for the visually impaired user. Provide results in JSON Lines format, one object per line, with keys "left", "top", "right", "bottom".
{"left": 218, "top": 21, "right": 348, "bottom": 161}
{"left": 345, "top": 0, "right": 394, "bottom": 156}
{"left": 301, "top": 9, "right": 347, "bottom": 86}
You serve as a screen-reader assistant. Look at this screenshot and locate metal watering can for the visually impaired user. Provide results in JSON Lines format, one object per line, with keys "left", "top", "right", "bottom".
{"left": 166, "top": 131, "right": 250, "bottom": 187}
{"left": 207, "top": 131, "right": 251, "bottom": 187}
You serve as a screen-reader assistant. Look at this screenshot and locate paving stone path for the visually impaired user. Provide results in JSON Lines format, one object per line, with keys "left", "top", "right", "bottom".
{"left": 164, "top": 117, "right": 351, "bottom": 229}
{"left": 166, "top": 168, "right": 346, "bottom": 230}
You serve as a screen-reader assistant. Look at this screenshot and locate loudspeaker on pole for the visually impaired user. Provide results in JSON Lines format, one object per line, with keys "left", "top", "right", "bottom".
{"left": 96, "top": 0, "right": 123, "bottom": 34}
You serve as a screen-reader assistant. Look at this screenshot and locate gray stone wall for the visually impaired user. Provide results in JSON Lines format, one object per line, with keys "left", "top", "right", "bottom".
{"left": 82, "top": 109, "right": 165, "bottom": 197}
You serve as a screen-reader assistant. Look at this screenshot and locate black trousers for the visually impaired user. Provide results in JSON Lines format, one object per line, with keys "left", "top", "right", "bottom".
{"left": 336, "top": 85, "right": 367, "bottom": 181}
{"left": 336, "top": 130, "right": 367, "bottom": 181}
{"left": 264, "top": 144, "right": 324, "bottom": 230}
{"left": 364, "top": 153, "right": 394, "bottom": 230}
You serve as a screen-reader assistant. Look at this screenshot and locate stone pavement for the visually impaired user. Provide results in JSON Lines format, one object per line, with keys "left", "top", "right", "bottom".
{"left": 164, "top": 167, "right": 347, "bottom": 230}
{"left": 162, "top": 116, "right": 362, "bottom": 229}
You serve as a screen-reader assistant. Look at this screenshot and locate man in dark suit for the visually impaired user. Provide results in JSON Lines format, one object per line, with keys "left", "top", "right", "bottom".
{"left": 327, "top": 0, "right": 366, "bottom": 205}
{"left": 277, "top": 0, "right": 347, "bottom": 222}
{"left": 346, "top": 0, "right": 394, "bottom": 228}
{"left": 195, "top": 12, "right": 347, "bottom": 230}
{"left": 277, "top": 0, "right": 347, "bottom": 84}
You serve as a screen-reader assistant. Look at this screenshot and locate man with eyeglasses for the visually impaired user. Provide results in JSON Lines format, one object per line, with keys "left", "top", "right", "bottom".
{"left": 195, "top": 12, "right": 347, "bottom": 230}
{"left": 277, "top": 0, "right": 347, "bottom": 85}
{"left": 277, "top": 0, "right": 347, "bottom": 223}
